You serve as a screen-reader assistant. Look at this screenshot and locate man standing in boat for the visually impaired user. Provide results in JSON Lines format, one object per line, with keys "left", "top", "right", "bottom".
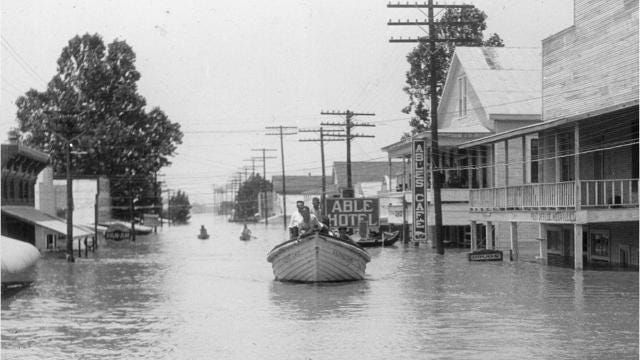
{"left": 288, "top": 200, "right": 305, "bottom": 240}
{"left": 310, "top": 197, "right": 322, "bottom": 218}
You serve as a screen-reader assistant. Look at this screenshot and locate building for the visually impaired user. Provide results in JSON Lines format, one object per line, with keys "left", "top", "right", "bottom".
{"left": 271, "top": 175, "right": 330, "bottom": 220}
{"left": 380, "top": 47, "right": 543, "bottom": 247}
{"left": 1, "top": 139, "right": 93, "bottom": 251}
{"left": 460, "top": 0, "right": 639, "bottom": 268}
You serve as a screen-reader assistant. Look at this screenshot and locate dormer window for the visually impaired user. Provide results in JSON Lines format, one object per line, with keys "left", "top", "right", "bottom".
{"left": 458, "top": 76, "right": 467, "bottom": 117}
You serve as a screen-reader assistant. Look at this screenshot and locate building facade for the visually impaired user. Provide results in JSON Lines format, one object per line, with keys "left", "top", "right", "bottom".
{"left": 461, "top": 0, "right": 639, "bottom": 268}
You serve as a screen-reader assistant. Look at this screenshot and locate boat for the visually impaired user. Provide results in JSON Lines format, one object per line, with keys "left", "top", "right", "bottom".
{"left": 1, "top": 236, "right": 40, "bottom": 290}
{"left": 356, "top": 230, "right": 400, "bottom": 248}
{"left": 239, "top": 233, "right": 251, "bottom": 241}
{"left": 266, "top": 231, "right": 371, "bottom": 282}
{"left": 198, "top": 233, "right": 210, "bottom": 240}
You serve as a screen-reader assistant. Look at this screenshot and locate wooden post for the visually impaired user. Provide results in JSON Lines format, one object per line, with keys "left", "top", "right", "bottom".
{"left": 485, "top": 221, "right": 493, "bottom": 250}
{"left": 470, "top": 220, "right": 477, "bottom": 251}
{"left": 574, "top": 223, "right": 583, "bottom": 270}
{"left": 510, "top": 222, "right": 518, "bottom": 261}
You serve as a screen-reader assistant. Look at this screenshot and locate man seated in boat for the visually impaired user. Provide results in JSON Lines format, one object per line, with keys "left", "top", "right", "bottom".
{"left": 199, "top": 225, "right": 208, "bottom": 237}
{"left": 288, "top": 200, "right": 305, "bottom": 239}
{"left": 296, "top": 206, "right": 327, "bottom": 237}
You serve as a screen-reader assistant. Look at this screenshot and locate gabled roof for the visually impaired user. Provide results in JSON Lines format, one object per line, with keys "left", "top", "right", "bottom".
{"left": 332, "top": 161, "right": 404, "bottom": 187}
{"left": 440, "top": 47, "right": 542, "bottom": 121}
{"left": 271, "top": 175, "right": 331, "bottom": 195}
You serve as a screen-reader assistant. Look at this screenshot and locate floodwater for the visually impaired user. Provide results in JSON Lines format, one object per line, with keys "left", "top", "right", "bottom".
{"left": 2, "top": 214, "right": 638, "bottom": 359}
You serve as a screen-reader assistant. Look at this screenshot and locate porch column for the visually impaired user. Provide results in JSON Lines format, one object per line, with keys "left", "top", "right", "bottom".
{"left": 485, "top": 221, "right": 493, "bottom": 250}
{"left": 574, "top": 124, "right": 581, "bottom": 210}
{"left": 574, "top": 223, "right": 583, "bottom": 270}
{"left": 538, "top": 223, "right": 547, "bottom": 263}
{"left": 510, "top": 222, "right": 519, "bottom": 261}
{"left": 470, "top": 220, "right": 477, "bottom": 251}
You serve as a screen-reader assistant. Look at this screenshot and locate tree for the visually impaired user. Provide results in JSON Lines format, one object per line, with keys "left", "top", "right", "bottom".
{"left": 402, "top": 7, "right": 504, "bottom": 137}
{"left": 234, "top": 174, "right": 273, "bottom": 221}
{"left": 169, "top": 190, "right": 191, "bottom": 224}
{"left": 13, "top": 33, "right": 183, "bottom": 219}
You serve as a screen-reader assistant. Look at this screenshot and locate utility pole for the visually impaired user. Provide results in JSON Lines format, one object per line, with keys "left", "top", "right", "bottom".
{"left": 50, "top": 112, "right": 85, "bottom": 262}
{"left": 320, "top": 110, "right": 375, "bottom": 196}
{"left": 388, "top": 0, "right": 478, "bottom": 255}
{"left": 251, "top": 148, "right": 277, "bottom": 225}
{"left": 266, "top": 126, "right": 298, "bottom": 229}
{"left": 299, "top": 127, "right": 344, "bottom": 215}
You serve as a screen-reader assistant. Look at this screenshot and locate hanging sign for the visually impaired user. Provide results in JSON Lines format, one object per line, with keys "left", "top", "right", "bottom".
{"left": 412, "top": 139, "right": 427, "bottom": 241}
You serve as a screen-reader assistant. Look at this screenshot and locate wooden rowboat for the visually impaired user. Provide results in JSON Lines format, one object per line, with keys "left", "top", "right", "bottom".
{"left": 266, "top": 232, "right": 370, "bottom": 282}
{"left": 356, "top": 230, "right": 400, "bottom": 248}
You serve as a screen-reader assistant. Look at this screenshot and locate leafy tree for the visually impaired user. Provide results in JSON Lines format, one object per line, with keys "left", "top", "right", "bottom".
{"left": 234, "top": 174, "right": 273, "bottom": 220}
{"left": 13, "top": 33, "right": 183, "bottom": 219}
{"left": 168, "top": 190, "right": 191, "bottom": 224}
{"left": 402, "top": 7, "right": 504, "bottom": 137}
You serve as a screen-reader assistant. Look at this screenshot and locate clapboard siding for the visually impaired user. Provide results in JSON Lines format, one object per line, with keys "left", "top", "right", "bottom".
{"left": 543, "top": 0, "right": 639, "bottom": 120}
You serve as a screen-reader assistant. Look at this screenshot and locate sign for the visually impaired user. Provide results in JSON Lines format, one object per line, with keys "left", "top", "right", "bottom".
{"left": 143, "top": 214, "right": 160, "bottom": 227}
{"left": 326, "top": 198, "right": 379, "bottom": 228}
{"left": 468, "top": 250, "right": 503, "bottom": 261}
{"left": 412, "top": 139, "right": 427, "bottom": 241}
{"left": 105, "top": 223, "right": 131, "bottom": 241}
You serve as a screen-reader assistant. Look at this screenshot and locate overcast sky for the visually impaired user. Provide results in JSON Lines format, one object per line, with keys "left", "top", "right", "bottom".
{"left": 1, "top": 0, "right": 574, "bottom": 204}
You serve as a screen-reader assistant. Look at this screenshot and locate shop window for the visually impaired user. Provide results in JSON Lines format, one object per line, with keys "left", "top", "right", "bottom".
{"left": 46, "top": 234, "right": 56, "bottom": 249}
{"left": 590, "top": 229, "right": 610, "bottom": 261}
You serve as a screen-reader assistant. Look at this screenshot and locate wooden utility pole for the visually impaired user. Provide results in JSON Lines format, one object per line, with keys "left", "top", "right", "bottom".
{"left": 251, "top": 148, "right": 277, "bottom": 225}
{"left": 299, "top": 127, "right": 344, "bottom": 214}
{"left": 320, "top": 110, "right": 375, "bottom": 196}
{"left": 266, "top": 126, "right": 298, "bottom": 229}
{"left": 388, "top": 0, "right": 477, "bottom": 255}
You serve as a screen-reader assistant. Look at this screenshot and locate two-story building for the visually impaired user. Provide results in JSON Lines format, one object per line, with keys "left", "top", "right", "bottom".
{"left": 381, "top": 47, "right": 543, "bottom": 247}
{"left": 461, "top": 0, "right": 639, "bottom": 269}
{"left": 1, "top": 139, "right": 93, "bottom": 251}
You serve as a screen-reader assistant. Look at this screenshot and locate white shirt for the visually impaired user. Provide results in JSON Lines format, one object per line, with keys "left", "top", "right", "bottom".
{"left": 288, "top": 211, "right": 304, "bottom": 229}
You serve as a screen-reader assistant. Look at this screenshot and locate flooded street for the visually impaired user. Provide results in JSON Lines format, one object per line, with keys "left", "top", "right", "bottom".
{"left": 2, "top": 213, "right": 638, "bottom": 359}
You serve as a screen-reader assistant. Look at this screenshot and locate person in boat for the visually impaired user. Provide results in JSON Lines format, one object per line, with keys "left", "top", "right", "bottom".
{"left": 296, "top": 206, "right": 326, "bottom": 237}
{"left": 241, "top": 224, "right": 252, "bottom": 238}
{"left": 199, "top": 225, "right": 208, "bottom": 237}
{"left": 311, "top": 197, "right": 322, "bottom": 218}
{"left": 288, "top": 200, "right": 305, "bottom": 240}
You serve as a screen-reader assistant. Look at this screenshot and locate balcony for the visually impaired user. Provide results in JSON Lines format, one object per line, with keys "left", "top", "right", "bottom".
{"left": 470, "top": 179, "right": 639, "bottom": 211}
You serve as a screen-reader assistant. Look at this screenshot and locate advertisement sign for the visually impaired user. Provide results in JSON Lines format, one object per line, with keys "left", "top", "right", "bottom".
{"left": 412, "top": 139, "right": 427, "bottom": 241}
{"left": 326, "top": 198, "right": 379, "bottom": 228}
{"left": 143, "top": 214, "right": 160, "bottom": 227}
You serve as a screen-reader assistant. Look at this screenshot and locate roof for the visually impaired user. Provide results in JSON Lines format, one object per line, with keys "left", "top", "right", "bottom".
{"left": 332, "top": 161, "right": 405, "bottom": 187}
{"left": 271, "top": 175, "right": 331, "bottom": 195}
{"left": 1, "top": 206, "right": 93, "bottom": 238}
{"left": 1, "top": 142, "right": 49, "bottom": 173}
{"left": 440, "top": 47, "right": 542, "bottom": 119}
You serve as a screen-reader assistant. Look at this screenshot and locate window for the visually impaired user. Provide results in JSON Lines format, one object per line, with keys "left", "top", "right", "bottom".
{"left": 458, "top": 76, "right": 467, "bottom": 117}
{"left": 46, "top": 234, "right": 56, "bottom": 250}
{"left": 558, "top": 132, "right": 574, "bottom": 181}
{"left": 530, "top": 138, "right": 539, "bottom": 183}
{"left": 590, "top": 229, "right": 610, "bottom": 261}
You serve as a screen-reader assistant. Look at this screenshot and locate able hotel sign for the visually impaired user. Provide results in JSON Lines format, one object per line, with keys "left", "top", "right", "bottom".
{"left": 412, "top": 139, "right": 427, "bottom": 241}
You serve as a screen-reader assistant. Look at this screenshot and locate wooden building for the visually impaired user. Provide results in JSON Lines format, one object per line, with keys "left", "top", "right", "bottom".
{"left": 380, "top": 47, "right": 543, "bottom": 247}
{"left": 460, "top": 0, "right": 639, "bottom": 268}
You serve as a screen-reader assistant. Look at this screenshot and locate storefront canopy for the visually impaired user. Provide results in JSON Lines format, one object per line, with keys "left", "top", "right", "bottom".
{"left": 1, "top": 206, "right": 93, "bottom": 238}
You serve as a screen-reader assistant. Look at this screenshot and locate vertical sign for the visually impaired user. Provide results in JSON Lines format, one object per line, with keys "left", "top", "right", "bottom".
{"left": 412, "top": 139, "right": 426, "bottom": 242}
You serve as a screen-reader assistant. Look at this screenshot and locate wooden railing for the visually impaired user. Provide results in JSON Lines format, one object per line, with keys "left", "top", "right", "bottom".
{"left": 470, "top": 179, "right": 639, "bottom": 211}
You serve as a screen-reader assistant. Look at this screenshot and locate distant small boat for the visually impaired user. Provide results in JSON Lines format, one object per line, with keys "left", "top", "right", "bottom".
{"left": 267, "top": 232, "right": 370, "bottom": 282}
{"left": 357, "top": 230, "right": 400, "bottom": 248}
{"left": 198, "top": 233, "right": 210, "bottom": 240}
{"left": 239, "top": 233, "right": 251, "bottom": 241}
{"left": 1, "top": 236, "right": 40, "bottom": 290}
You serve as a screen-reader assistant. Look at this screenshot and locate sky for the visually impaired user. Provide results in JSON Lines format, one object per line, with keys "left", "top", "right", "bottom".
{"left": 1, "top": 0, "right": 574, "bottom": 204}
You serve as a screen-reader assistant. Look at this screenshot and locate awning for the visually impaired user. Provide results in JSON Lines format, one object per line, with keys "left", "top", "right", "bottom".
{"left": 1, "top": 206, "right": 93, "bottom": 238}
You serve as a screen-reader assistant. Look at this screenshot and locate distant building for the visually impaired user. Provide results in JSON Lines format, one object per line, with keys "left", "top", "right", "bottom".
{"left": 271, "top": 175, "right": 330, "bottom": 219}
{"left": 1, "top": 139, "right": 93, "bottom": 251}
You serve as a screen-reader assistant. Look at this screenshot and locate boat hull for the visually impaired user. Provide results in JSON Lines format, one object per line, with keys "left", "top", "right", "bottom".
{"left": 266, "top": 233, "right": 370, "bottom": 282}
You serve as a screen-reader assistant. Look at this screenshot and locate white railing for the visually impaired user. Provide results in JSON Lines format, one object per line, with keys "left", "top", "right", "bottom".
{"left": 470, "top": 179, "right": 639, "bottom": 211}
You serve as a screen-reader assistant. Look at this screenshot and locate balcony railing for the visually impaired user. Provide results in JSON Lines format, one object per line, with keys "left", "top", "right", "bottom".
{"left": 470, "top": 179, "right": 639, "bottom": 211}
